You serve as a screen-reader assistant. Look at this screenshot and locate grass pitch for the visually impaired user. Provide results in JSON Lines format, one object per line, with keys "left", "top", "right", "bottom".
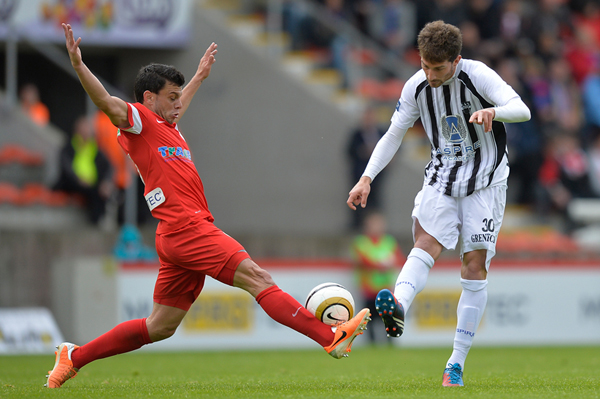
{"left": 1, "top": 346, "right": 599, "bottom": 398}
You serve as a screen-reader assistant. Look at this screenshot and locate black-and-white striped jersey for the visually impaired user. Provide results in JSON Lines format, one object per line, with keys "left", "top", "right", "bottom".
{"left": 392, "top": 59, "right": 522, "bottom": 197}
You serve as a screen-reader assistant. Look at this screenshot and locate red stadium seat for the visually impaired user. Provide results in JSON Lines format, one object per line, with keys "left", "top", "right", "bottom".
{"left": 0, "top": 182, "right": 21, "bottom": 204}
{"left": 357, "top": 78, "right": 384, "bottom": 101}
{"left": 0, "top": 144, "right": 44, "bottom": 166}
{"left": 19, "top": 183, "right": 47, "bottom": 206}
{"left": 350, "top": 48, "right": 378, "bottom": 65}
{"left": 380, "top": 79, "right": 404, "bottom": 101}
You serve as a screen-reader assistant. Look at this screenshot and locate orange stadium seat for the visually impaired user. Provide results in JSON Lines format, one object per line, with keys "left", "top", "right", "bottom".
{"left": 45, "top": 190, "right": 71, "bottom": 207}
{"left": 380, "top": 79, "right": 404, "bottom": 101}
{"left": 20, "top": 183, "right": 74, "bottom": 207}
{"left": 357, "top": 78, "right": 384, "bottom": 101}
{"left": 0, "top": 182, "right": 21, "bottom": 204}
{"left": 0, "top": 144, "right": 44, "bottom": 166}
{"left": 497, "top": 227, "right": 580, "bottom": 256}
{"left": 18, "top": 183, "right": 47, "bottom": 206}
{"left": 350, "top": 48, "right": 378, "bottom": 65}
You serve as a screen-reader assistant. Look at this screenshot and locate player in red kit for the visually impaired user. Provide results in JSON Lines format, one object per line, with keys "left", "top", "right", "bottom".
{"left": 45, "top": 24, "right": 371, "bottom": 389}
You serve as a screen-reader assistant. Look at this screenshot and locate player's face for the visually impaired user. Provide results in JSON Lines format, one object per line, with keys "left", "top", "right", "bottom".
{"left": 151, "top": 82, "right": 183, "bottom": 124}
{"left": 421, "top": 56, "right": 461, "bottom": 88}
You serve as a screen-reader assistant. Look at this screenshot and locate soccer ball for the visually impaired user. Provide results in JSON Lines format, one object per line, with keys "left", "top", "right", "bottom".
{"left": 305, "top": 282, "right": 355, "bottom": 325}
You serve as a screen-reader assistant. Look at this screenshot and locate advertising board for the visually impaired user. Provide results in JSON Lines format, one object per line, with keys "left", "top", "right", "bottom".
{"left": 117, "top": 260, "right": 600, "bottom": 351}
{"left": 0, "top": 0, "right": 192, "bottom": 48}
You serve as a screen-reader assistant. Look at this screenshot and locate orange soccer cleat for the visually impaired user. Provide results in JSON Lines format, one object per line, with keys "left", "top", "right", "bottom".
{"left": 324, "top": 308, "right": 371, "bottom": 359}
{"left": 44, "top": 342, "right": 79, "bottom": 388}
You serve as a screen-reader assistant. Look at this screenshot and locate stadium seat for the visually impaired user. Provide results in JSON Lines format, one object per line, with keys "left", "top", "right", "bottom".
{"left": 350, "top": 48, "right": 378, "bottom": 65}
{"left": 0, "top": 182, "right": 21, "bottom": 204}
{"left": 380, "top": 79, "right": 404, "bottom": 101}
{"left": 497, "top": 226, "right": 581, "bottom": 256}
{"left": 18, "top": 183, "right": 47, "bottom": 206}
{"left": 45, "top": 190, "right": 71, "bottom": 207}
{"left": 357, "top": 78, "right": 384, "bottom": 101}
{"left": 0, "top": 144, "right": 44, "bottom": 166}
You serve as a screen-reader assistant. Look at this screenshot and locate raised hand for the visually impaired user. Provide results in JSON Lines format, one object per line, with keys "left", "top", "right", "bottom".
{"left": 62, "top": 23, "right": 83, "bottom": 68}
{"left": 196, "top": 42, "right": 218, "bottom": 82}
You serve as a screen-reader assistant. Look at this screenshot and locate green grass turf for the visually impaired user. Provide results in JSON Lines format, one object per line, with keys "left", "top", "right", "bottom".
{"left": 1, "top": 346, "right": 599, "bottom": 398}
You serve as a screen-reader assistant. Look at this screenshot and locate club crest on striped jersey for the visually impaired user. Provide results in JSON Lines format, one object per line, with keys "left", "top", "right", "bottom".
{"left": 441, "top": 114, "right": 468, "bottom": 144}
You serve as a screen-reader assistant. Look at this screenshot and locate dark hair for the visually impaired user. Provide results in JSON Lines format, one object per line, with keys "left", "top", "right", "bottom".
{"left": 133, "top": 64, "right": 185, "bottom": 103}
{"left": 417, "top": 21, "right": 462, "bottom": 64}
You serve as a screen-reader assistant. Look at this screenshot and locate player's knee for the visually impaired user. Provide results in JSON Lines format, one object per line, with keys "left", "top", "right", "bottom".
{"left": 247, "top": 263, "right": 274, "bottom": 287}
{"left": 413, "top": 228, "right": 443, "bottom": 260}
{"left": 149, "top": 323, "right": 179, "bottom": 342}
{"left": 253, "top": 265, "right": 274, "bottom": 286}
{"left": 234, "top": 260, "right": 275, "bottom": 295}
{"left": 461, "top": 253, "right": 487, "bottom": 280}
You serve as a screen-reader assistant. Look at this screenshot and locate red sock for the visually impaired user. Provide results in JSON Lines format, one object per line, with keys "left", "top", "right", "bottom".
{"left": 256, "top": 286, "right": 334, "bottom": 347}
{"left": 71, "top": 318, "right": 152, "bottom": 369}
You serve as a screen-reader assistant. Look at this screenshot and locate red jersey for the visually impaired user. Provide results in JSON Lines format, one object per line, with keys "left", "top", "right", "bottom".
{"left": 117, "top": 102, "right": 213, "bottom": 234}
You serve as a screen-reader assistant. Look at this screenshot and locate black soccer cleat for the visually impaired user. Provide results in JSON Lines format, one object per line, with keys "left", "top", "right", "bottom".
{"left": 375, "top": 289, "right": 405, "bottom": 337}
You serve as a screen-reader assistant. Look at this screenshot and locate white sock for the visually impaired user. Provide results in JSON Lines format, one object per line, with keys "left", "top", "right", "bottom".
{"left": 446, "top": 279, "right": 488, "bottom": 370}
{"left": 393, "top": 248, "right": 434, "bottom": 313}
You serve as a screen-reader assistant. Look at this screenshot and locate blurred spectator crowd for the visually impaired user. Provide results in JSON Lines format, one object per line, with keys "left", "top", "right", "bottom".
{"left": 9, "top": 0, "right": 600, "bottom": 236}
{"left": 260, "top": 0, "right": 600, "bottom": 234}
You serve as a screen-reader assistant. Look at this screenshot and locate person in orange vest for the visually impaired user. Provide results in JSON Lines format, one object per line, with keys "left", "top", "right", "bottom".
{"left": 19, "top": 83, "right": 50, "bottom": 126}
{"left": 350, "top": 211, "right": 404, "bottom": 344}
{"left": 95, "top": 110, "right": 131, "bottom": 191}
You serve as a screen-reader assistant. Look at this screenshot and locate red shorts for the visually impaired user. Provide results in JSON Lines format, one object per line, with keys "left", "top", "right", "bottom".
{"left": 153, "top": 219, "right": 250, "bottom": 311}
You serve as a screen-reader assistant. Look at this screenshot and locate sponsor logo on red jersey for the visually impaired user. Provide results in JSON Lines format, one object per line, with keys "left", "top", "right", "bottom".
{"left": 158, "top": 146, "right": 192, "bottom": 162}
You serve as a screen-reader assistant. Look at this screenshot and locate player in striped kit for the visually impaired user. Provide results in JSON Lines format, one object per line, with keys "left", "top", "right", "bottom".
{"left": 347, "top": 20, "right": 531, "bottom": 386}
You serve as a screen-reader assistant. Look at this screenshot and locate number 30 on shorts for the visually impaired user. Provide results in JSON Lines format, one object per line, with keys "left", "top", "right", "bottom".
{"left": 481, "top": 218, "right": 494, "bottom": 233}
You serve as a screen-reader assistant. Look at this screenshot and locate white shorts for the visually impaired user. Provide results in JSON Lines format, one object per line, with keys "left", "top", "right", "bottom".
{"left": 411, "top": 183, "right": 507, "bottom": 269}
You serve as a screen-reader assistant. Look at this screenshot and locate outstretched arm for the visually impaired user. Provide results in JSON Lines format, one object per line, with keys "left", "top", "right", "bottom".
{"left": 63, "top": 23, "right": 129, "bottom": 128}
{"left": 176, "top": 42, "right": 218, "bottom": 123}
